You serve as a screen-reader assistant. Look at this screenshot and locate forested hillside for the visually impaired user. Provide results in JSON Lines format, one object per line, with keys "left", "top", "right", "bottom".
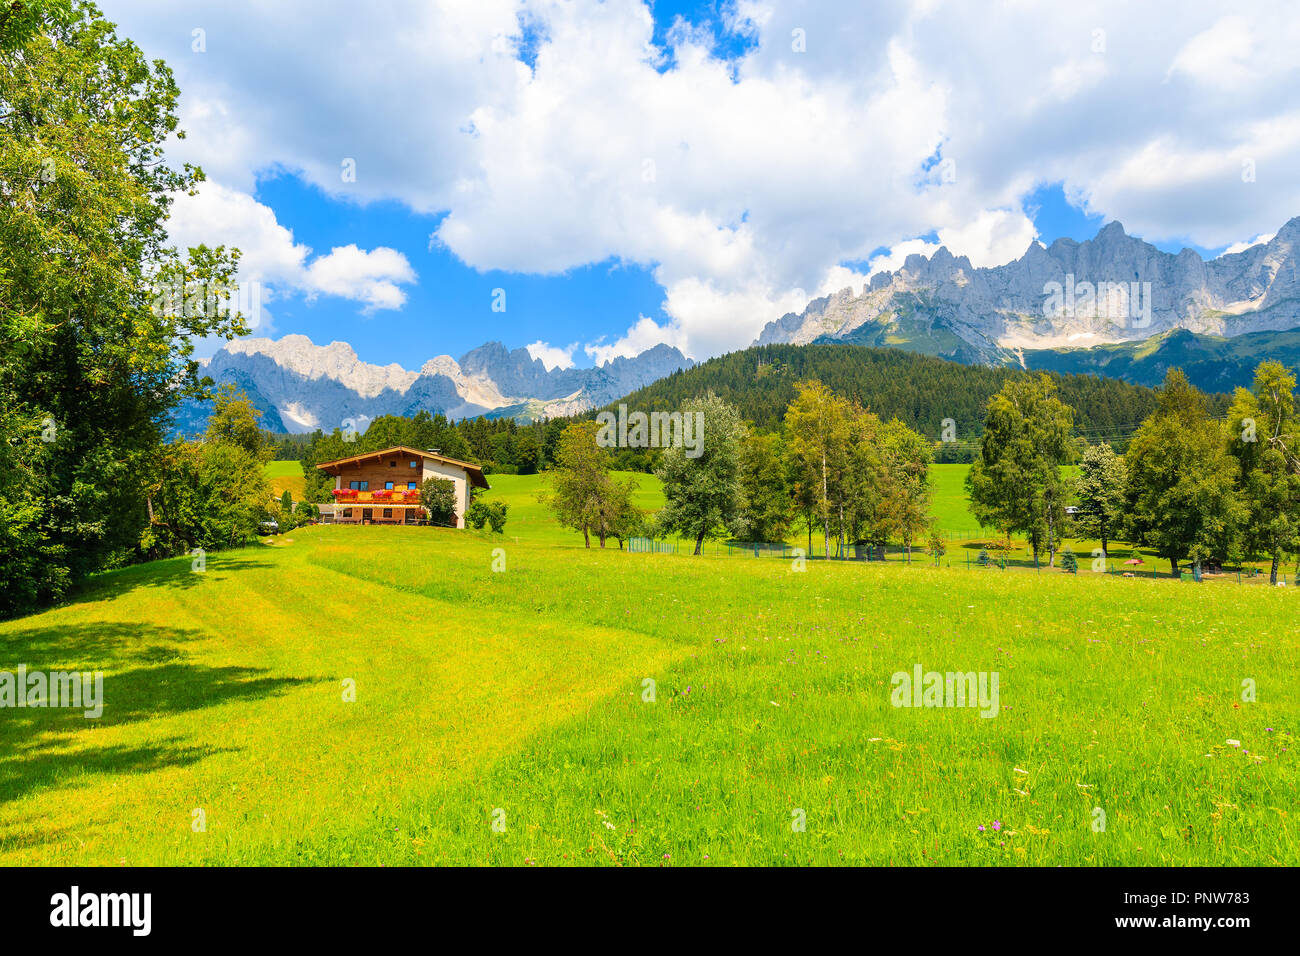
{"left": 1021, "top": 327, "right": 1300, "bottom": 393}
{"left": 606, "top": 344, "right": 1229, "bottom": 453}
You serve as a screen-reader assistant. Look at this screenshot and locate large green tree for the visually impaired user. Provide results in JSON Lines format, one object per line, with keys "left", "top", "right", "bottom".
{"left": 654, "top": 393, "right": 747, "bottom": 555}
{"left": 144, "top": 389, "right": 272, "bottom": 555}
{"left": 967, "top": 375, "right": 1074, "bottom": 565}
{"left": 784, "top": 380, "right": 852, "bottom": 558}
{"left": 144, "top": 439, "right": 270, "bottom": 555}
{"left": 734, "top": 431, "right": 793, "bottom": 543}
{"left": 1073, "top": 442, "right": 1128, "bottom": 557}
{"left": 1227, "top": 361, "right": 1300, "bottom": 584}
{"left": 874, "top": 418, "right": 933, "bottom": 561}
{"left": 836, "top": 404, "right": 883, "bottom": 556}
{"left": 1125, "top": 369, "right": 1243, "bottom": 576}
{"left": 544, "top": 422, "right": 621, "bottom": 548}
{"left": 0, "top": 2, "right": 245, "bottom": 616}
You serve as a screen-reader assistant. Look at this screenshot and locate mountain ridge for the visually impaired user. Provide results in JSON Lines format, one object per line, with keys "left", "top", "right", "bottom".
{"left": 756, "top": 215, "right": 1300, "bottom": 363}
{"left": 175, "top": 334, "right": 694, "bottom": 435}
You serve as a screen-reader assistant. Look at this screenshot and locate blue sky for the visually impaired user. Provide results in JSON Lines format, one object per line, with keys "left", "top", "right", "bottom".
{"left": 105, "top": 0, "right": 1300, "bottom": 371}
{"left": 251, "top": 173, "right": 669, "bottom": 368}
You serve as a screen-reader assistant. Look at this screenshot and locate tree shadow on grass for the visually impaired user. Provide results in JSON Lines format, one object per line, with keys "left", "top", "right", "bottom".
{"left": 0, "top": 736, "right": 237, "bottom": 809}
{"left": 68, "top": 552, "right": 275, "bottom": 606}
{"left": 0, "top": 622, "right": 203, "bottom": 672}
{"left": 0, "top": 623, "right": 326, "bottom": 806}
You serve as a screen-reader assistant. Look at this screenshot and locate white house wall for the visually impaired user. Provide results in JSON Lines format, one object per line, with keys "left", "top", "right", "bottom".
{"left": 422, "top": 457, "right": 471, "bottom": 528}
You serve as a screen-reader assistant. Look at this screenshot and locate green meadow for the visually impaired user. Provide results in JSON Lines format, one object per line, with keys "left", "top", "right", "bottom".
{"left": 482, "top": 466, "right": 1216, "bottom": 576}
{"left": 1, "top": 505, "right": 1296, "bottom": 865}
{"left": 264, "top": 460, "right": 306, "bottom": 502}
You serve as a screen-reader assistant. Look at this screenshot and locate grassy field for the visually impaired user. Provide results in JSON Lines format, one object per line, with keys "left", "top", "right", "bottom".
{"left": 477, "top": 471, "right": 665, "bottom": 547}
{"left": 265, "top": 460, "right": 305, "bottom": 502}
{"left": 481, "top": 466, "right": 1215, "bottom": 575}
{"left": 1, "top": 521, "right": 1296, "bottom": 866}
{"left": 928, "top": 463, "right": 986, "bottom": 537}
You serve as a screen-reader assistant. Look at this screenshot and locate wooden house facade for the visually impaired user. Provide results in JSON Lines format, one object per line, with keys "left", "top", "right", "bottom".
{"left": 314, "top": 446, "right": 489, "bottom": 528}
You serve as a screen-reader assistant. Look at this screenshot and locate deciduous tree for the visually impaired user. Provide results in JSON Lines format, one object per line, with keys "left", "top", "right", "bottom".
{"left": 967, "top": 375, "right": 1074, "bottom": 566}
{"left": 0, "top": 2, "right": 245, "bottom": 615}
{"left": 1073, "top": 442, "right": 1128, "bottom": 557}
{"left": 1125, "top": 370, "right": 1243, "bottom": 576}
{"left": 654, "top": 393, "right": 746, "bottom": 555}
{"left": 784, "top": 381, "right": 852, "bottom": 558}
{"left": 545, "top": 422, "right": 618, "bottom": 547}
{"left": 1227, "top": 361, "right": 1300, "bottom": 584}
{"left": 733, "top": 431, "right": 793, "bottom": 543}
{"left": 875, "top": 418, "right": 933, "bottom": 561}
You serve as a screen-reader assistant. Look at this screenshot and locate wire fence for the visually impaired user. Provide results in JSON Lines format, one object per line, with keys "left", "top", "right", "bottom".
{"left": 621, "top": 536, "right": 1296, "bottom": 585}
{"left": 628, "top": 536, "right": 679, "bottom": 554}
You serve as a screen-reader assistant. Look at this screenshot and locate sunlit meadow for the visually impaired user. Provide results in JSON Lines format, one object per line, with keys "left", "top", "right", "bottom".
{"left": 0, "top": 467, "right": 1295, "bottom": 865}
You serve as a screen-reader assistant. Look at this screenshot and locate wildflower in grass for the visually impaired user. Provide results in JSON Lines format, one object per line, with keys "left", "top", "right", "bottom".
{"left": 977, "top": 825, "right": 985, "bottom": 832}
{"left": 992, "top": 820, "right": 1002, "bottom": 831}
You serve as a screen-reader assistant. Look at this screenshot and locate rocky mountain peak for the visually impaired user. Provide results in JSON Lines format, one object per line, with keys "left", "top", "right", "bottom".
{"left": 177, "top": 334, "right": 694, "bottom": 436}
{"left": 754, "top": 214, "right": 1300, "bottom": 361}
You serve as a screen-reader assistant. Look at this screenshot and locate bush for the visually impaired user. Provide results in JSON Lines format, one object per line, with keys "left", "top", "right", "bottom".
{"left": 468, "top": 500, "right": 508, "bottom": 533}
{"left": 421, "top": 477, "right": 457, "bottom": 525}
{"left": 927, "top": 532, "right": 946, "bottom": 558}
{"left": 1060, "top": 549, "right": 1078, "bottom": 573}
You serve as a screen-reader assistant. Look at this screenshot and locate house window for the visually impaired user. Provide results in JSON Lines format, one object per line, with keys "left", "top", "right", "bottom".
{"left": 409, "top": 460, "right": 417, "bottom": 468}
{"left": 407, "top": 482, "right": 416, "bottom": 489}
{"left": 385, "top": 481, "right": 394, "bottom": 490}
{"left": 343, "top": 508, "right": 352, "bottom": 518}
{"left": 349, "top": 480, "right": 368, "bottom": 490}
{"left": 389, "top": 460, "right": 396, "bottom": 467}
{"left": 382, "top": 508, "right": 393, "bottom": 518}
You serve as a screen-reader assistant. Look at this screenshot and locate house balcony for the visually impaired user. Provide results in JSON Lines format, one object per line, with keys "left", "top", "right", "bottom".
{"left": 330, "top": 489, "right": 421, "bottom": 504}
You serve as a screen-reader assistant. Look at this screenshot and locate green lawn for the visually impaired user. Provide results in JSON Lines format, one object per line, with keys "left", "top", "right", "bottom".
{"left": 264, "top": 460, "right": 305, "bottom": 502}
{"left": 1, "top": 522, "right": 1295, "bottom": 865}
{"left": 476, "top": 470, "right": 665, "bottom": 546}
{"left": 928, "top": 464, "right": 986, "bottom": 537}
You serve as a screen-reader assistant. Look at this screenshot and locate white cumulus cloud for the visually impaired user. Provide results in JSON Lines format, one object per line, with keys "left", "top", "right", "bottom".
{"left": 104, "top": 0, "right": 1300, "bottom": 360}
{"left": 166, "top": 183, "right": 416, "bottom": 315}
{"left": 525, "top": 340, "right": 579, "bottom": 370}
